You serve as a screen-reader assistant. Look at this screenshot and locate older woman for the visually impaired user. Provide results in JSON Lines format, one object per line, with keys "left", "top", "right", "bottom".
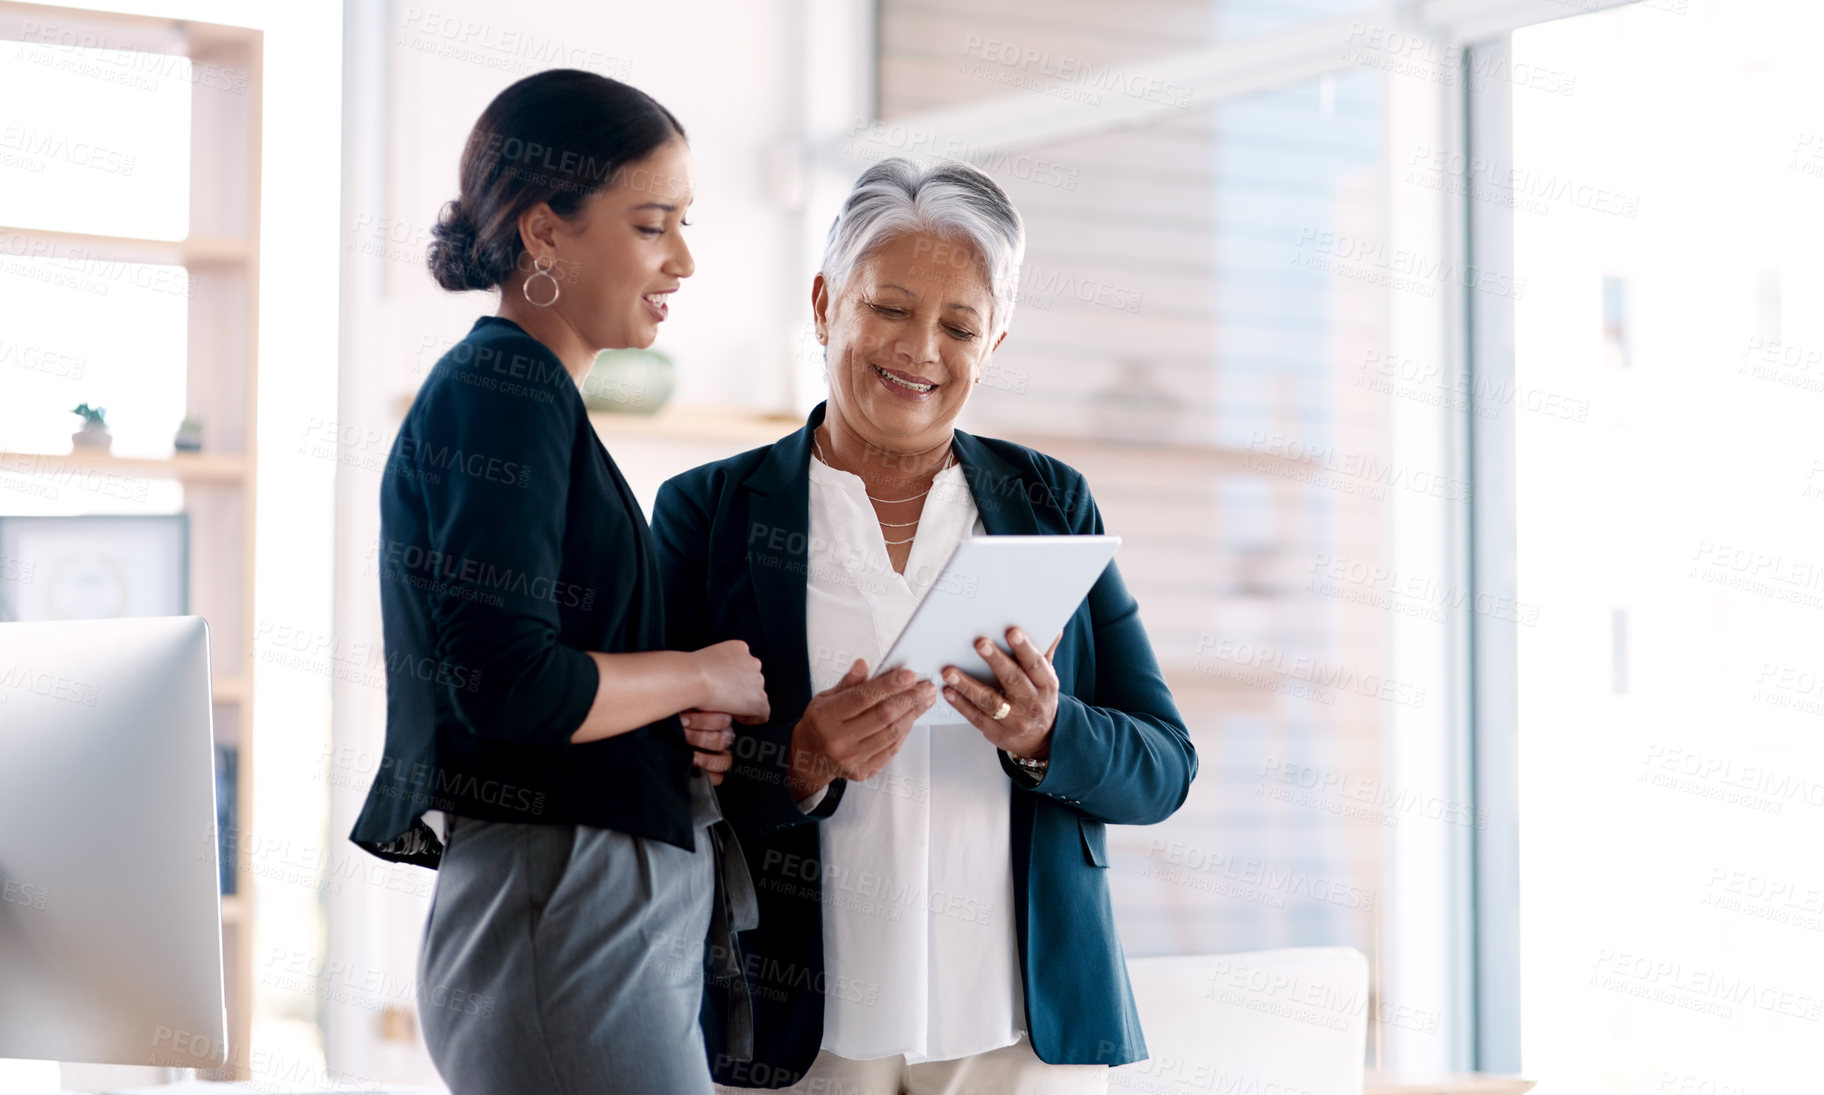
{"left": 652, "top": 158, "right": 1195, "bottom": 1094}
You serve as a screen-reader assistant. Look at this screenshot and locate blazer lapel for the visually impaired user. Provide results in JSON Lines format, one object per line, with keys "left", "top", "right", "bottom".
{"left": 742, "top": 403, "right": 821, "bottom": 709}
{"left": 738, "top": 411, "right": 1049, "bottom": 709}
{"left": 951, "top": 428, "right": 1043, "bottom": 536}
{"left": 949, "top": 429, "right": 1049, "bottom": 884}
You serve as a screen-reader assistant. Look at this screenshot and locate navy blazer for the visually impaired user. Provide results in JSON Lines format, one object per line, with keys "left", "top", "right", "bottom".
{"left": 350, "top": 316, "right": 695, "bottom": 867}
{"left": 652, "top": 402, "right": 1196, "bottom": 1086}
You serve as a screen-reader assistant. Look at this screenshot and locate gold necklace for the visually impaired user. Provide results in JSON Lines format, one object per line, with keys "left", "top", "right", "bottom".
{"left": 813, "top": 435, "right": 956, "bottom": 546}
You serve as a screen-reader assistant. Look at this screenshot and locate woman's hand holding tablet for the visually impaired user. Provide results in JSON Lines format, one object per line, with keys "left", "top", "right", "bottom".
{"left": 941, "top": 627, "right": 1064, "bottom": 758}
{"left": 784, "top": 659, "right": 937, "bottom": 802}
{"left": 878, "top": 534, "right": 1120, "bottom": 726}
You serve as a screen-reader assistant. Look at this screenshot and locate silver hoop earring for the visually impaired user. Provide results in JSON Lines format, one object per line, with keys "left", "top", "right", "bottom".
{"left": 523, "top": 254, "right": 561, "bottom": 308}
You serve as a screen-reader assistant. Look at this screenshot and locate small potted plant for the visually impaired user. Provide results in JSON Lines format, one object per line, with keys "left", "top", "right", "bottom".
{"left": 71, "top": 403, "right": 112, "bottom": 452}
{"left": 174, "top": 415, "right": 205, "bottom": 453}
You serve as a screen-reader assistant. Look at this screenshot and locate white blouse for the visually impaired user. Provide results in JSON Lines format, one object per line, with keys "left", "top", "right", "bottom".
{"left": 801, "top": 452, "right": 1024, "bottom": 1063}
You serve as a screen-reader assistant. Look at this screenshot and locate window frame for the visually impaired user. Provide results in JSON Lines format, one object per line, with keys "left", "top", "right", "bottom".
{"left": 849, "top": 0, "right": 1637, "bottom": 1073}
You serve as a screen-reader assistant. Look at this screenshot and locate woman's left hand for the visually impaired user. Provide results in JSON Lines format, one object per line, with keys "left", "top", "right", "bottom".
{"left": 680, "top": 710, "right": 738, "bottom": 785}
{"left": 942, "top": 628, "right": 1062, "bottom": 759}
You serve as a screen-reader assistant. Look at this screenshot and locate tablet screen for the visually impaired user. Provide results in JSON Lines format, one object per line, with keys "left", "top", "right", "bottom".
{"left": 878, "top": 534, "right": 1120, "bottom": 724}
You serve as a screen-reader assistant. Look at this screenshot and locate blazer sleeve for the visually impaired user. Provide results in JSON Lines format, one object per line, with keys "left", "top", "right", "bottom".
{"left": 411, "top": 370, "right": 598, "bottom": 750}
{"left": 1002, "top": 468, "right": 1198, "bottom": 825}
{"left": 652, "top": 472, "right": 845, "bottom": 833}
{"left": 650, "top": 473, "right": 715, "bottom": 654}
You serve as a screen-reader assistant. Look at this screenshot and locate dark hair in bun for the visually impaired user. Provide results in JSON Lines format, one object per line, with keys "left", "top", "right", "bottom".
{"left": 427, "top": 69, "right": 686, "bottom": 292}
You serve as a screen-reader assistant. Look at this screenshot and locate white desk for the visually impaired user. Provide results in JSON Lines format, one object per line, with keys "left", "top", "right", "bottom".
{"left": 1364, "top": 1073, "right": 1538, "bottom": 1094}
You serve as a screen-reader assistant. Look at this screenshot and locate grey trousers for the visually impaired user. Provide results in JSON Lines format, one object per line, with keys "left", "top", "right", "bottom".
{"left": 417, "top": 774, "right": 726, "bottom": 1095}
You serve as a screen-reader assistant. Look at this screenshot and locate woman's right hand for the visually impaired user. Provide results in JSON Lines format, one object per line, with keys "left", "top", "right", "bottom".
{"left": 786, "top": 658, "right": 935, "bottom": 800}
{"left": 693, "top": 639, "right": 770, "bottom": 721}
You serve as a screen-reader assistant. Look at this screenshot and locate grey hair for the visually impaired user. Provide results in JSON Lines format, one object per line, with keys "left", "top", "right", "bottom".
{"left": 820, "top": 157, "right": 1026, "bottom": 335}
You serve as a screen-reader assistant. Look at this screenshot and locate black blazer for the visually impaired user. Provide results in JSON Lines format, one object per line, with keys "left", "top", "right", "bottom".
{"left": 350, "top": 316, "right": 694, "bottom": 866}
{"left": 652, "top": 402, "right": 1197, "bottom": 1085}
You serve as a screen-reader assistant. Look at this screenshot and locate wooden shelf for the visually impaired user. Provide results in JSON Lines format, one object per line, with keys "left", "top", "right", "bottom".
{"left": 0, "top": 7, "right": 266, "bottom": 1078}
{"left": 213, "top": 674, "right": 247, "bottom": 705}
{"left": 0, "top": 1, "right": 257, "bottom": 48}
{"left": 589, "top": 404, "right": 804, "bottom": 446}
{"left": 0, "top": 448, "right": 248, "bottom": 484}
{"left": 996, "top": 425, "right": 1312, "bottom": 476}
{"left": 182, "top": 235, "right": 257, "bottom": 265}
{"left": 0, "top": 223, "right": 253, "bottom": 267}
{"left": 393, "top": 390, "right": 805, "bottom": 447}
{"left": 570, "top": 404, "right": 1312, "bottom": 477}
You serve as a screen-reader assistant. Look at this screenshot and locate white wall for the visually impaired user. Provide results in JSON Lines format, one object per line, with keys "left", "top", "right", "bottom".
{"left": 370, "top": 0, "right": 809, "bottom": 412}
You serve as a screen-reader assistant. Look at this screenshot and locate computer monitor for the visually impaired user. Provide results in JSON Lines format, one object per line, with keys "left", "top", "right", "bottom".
{"left": 0, "top": 616, "right": 227, "bottom": 1068}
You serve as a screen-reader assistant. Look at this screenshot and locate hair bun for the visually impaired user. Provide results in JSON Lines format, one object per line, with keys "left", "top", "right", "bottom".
{"left": 427, "top": 200, "right": 494, "bottom": 291}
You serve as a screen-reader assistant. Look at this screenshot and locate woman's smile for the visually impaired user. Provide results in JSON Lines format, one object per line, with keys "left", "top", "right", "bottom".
{"left": 642, "top": 288, "right": 675, "bottom": 322}
{"left": 872, "top": 362, "right": 940, "bottom": 399}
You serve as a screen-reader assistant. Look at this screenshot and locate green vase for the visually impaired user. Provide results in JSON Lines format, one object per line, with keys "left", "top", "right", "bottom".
{"left": 582, "top": 348, "right": 676, "bottom": 414}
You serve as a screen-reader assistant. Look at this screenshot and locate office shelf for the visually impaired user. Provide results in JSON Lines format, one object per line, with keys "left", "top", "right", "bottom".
{"left": 213, "top": 674, "right": 247, "bottom": 705}
{"left": 588, "top": 404, "right": 805, "bottom": 445}
{"left": 0, "top": 448, "right": 249, "bottom": 484}
{"left": 0, "top": 6, "right": 267, "bottom": 1078}
{"left": 0, "top": 223, "right": 254, "bottom": 267}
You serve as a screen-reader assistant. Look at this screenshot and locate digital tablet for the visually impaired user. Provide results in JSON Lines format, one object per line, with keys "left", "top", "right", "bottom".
{"left": 879, "top": 534, "right": 1121, "bottom": 724}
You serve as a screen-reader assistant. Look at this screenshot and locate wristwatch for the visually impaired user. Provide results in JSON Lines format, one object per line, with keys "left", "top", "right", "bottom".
{"left": 1006, "top": 751, "right": 1049, "bottom": 778}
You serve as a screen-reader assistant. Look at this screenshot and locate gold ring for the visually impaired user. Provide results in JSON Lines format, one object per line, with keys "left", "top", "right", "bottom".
{"left": 992, "top": 699, "right": 1011, "bottom": 721}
